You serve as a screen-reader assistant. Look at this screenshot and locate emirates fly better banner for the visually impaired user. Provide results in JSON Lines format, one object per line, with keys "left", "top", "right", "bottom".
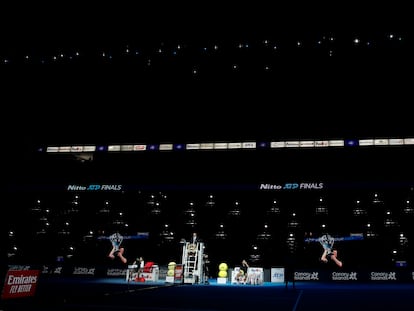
{"left": 1, "top": 270, "right": 40, "bottom": 299}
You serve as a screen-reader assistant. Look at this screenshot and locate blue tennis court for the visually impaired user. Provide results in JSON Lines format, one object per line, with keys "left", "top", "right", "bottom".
{"left": 2, "top": 277, "right": 414, "bottom": 310}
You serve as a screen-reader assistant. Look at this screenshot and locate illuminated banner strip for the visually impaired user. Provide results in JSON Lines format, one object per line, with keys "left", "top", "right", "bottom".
{"left": 304, "top": 235, "right": 364, "bottom": 243}
{"left": 43, "top": 137, "right": 414, "bottom": 154}
{"left": 97, "top": 233, "right": 149, "bottom": 240}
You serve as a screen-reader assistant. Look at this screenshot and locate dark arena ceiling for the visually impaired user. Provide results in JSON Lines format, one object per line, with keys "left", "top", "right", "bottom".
{"left": 3, "top": 1, "right": 413, "bottom": 203}
{"left": 1, "top": 2, "right": 413, "bottom": 149}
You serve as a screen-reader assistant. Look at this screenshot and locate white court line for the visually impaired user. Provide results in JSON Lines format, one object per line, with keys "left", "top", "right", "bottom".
{"left": 292, "top": 289, "right": 303, "bottom": 311}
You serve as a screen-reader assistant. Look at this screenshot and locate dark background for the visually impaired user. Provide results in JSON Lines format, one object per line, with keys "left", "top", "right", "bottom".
{"left": 1, "top": 1, "right": 413, "bottom": 149}
{"left": 1, "top": 1, "right": 413, "bottom": 280}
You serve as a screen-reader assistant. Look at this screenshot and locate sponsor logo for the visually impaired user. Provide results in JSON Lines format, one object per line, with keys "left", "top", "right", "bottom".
{"left": 73, "top": 267, "right": 95, "bottom": 276}
{"left": 53, "top": 267, "right": 63, "bottom": 274}
{"left": 260, "top": 184, "right": 283, "bottom": 190}
{"left": 8, "top": 265, "right": 31, "bottom": 271}
{"left": 294, "top": 272, "right": 319, "bottom": 281}
{"left": 107, "top": 269, "right": 127, "bottom": 276}
{"left": 42, "top": 265, "right": 63, "bottom": 275}
{"left": 133, "top": 144, "right": 147, "bottom": 151}
{"left": 273, "top": 272, "right": 284, "bottom": 278}
{"left": 271, "top": 268, "right": 285, "bottom": 283}
{"left": 331, "top": 272, "right": 358, "bottom": 281}
{"left": 67, "top": 184, "right": 123, "bottom": 191}
{"left": 7, "top": 274, "right": 38, "bottom": 285}
{"left": 260, "top": 183, "right": 324, "bottom": 190}
{"left": 2, "top": 270, "right": 40, "bottom": 299}
{"left": 370, "top": 272, "right": 397, "bottom": 281}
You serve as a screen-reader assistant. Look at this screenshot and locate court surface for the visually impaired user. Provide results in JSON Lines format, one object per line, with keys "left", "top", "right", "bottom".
{"left": 2, "top": 277, "right": 414, "bottom": 311}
